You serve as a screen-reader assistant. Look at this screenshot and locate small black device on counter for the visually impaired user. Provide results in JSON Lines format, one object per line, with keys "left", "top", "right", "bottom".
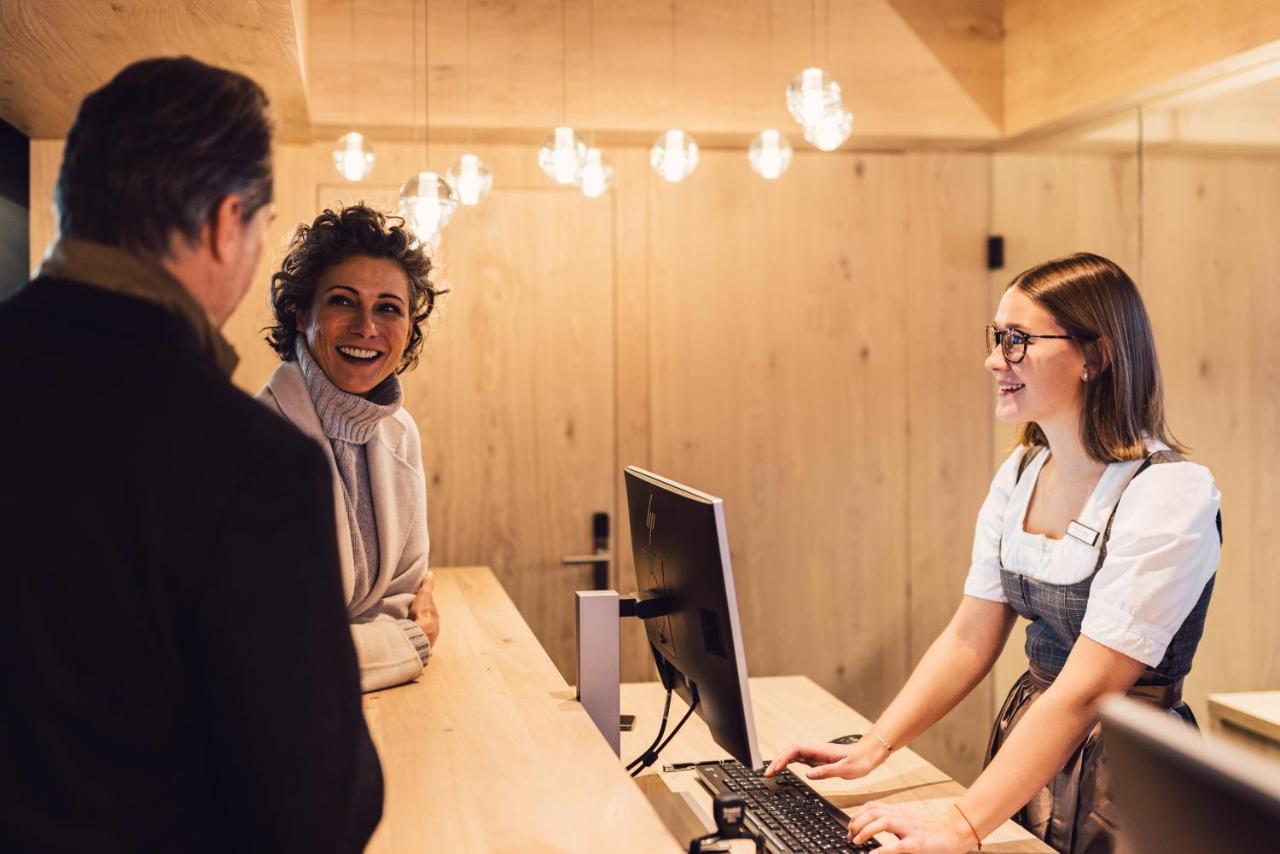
{"left": 688, "top": 792, "right": 765, "bottom": 853}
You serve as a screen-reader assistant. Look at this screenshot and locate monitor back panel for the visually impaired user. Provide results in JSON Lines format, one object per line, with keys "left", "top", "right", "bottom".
{"left": 624, "top": 467, "right": 760, "bottom": 768}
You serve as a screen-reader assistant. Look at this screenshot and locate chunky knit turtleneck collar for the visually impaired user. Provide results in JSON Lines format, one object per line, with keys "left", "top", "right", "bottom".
{"left": 295, "top": 339, "right": 402, "bottom": 445}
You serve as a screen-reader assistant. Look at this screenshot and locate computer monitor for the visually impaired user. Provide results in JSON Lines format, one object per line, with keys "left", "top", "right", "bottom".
{"left": 1101, "top": 696, "right": 1280, "bottom": 854}
{"left": 623, "top": 466, "right": 762, "bottom": 769}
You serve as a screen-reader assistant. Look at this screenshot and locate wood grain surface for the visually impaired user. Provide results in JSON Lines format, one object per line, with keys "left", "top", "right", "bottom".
{"left": 0, "top": 0, "right": 310, "bottom": 138}
{"left": 363, "top": 566, "right": 679, "bottom": 851}
{"left": 622, "top": 677, "right": 1053, "bottom": 852}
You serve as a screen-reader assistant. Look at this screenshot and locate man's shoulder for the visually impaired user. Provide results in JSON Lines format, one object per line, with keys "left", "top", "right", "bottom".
{"left": 157, "top": 357, "right": 322, "bottom": 478}
{"left": 3, "top": 275, "right": 170, "bottom": 321}
{"left": 3, "top": 275, "right": 203, "bottom": 367}
{"left": 3, "top": 275, "right": 317, "bottom": 472}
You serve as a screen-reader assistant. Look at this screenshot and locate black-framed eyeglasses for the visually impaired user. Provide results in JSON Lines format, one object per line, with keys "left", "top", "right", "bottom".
{"left": 985, "top": 324, "right": 1082, "bottom": 364}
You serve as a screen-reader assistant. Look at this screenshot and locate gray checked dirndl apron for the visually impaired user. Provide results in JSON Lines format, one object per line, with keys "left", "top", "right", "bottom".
{"left": 982, "top": 448, "right": 1222, "bottom": 854}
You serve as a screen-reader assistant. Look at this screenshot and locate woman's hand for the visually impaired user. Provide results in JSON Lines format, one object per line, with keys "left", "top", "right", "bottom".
{"left": 409, "top": 575, "right": 440, "bottom": 646}
{"left": 847, "top": 801, "right": 978, "bottom": 853}
{"left": 763, "top": 737, "right": 888, "bottom": 780}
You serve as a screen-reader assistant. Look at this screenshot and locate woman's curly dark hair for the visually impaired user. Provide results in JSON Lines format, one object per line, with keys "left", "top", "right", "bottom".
{"left": 265, "top": 205, "right": 443, "bottom": 373}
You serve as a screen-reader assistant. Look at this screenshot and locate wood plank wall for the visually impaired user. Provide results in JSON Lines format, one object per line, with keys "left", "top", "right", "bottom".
{"left": 42, "top": 138, "right": 1280, "bottom": 781}
{"left": 639, "top": 150, "right": 994, "bottom": 782}
{"left": 988, "top": 149, "right": 1143, "bottom": 698}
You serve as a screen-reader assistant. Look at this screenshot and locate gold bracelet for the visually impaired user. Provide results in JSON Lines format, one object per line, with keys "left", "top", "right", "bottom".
{"left": 865, "top": 730, "right": 893, "bottom": 753}
{"left": 951, "top": 802, "right": 982, "bottom": 851}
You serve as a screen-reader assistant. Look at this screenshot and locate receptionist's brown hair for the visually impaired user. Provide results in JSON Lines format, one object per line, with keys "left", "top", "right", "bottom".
{"left": 1009, "top": 252, "right": 1186, "bottom": 462}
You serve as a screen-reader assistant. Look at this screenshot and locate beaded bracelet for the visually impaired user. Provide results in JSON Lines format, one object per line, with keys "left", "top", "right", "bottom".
{"left": 951, "top": 802, "right": 982, "bottom": 851}
{"left": 864, "top": 730, "right": 893, "bottom": 753}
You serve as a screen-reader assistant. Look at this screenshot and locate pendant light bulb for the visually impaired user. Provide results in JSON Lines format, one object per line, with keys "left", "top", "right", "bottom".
{"left": 397, "top": 171, "right": 458, "bottom": 240}
{"left": 786, "top": 67, "right": 842, "bottom": 128}
{"left": 578, "top": 147, "right": 614, "bottom": 198}
{"left": 538, "top": 126, "right": 587, "bottom": 185}
{"left": 333, "top": 131, "right": 376, "bottom": 182}
{"left": 803, "top": 108, "right": 853, "bottom": 151}
{"left": 649, "top": 129, "right": 699, "bottom": 183}
{"left": 447, "top": 153, "right": 493, "bottom": 206}
{"left": 748, "top": 129, "right": 793, "bottom": 180}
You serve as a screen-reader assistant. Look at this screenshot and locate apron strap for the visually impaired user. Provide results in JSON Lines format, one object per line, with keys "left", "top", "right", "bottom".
{"left": 1093, "top": 449, "right": 1223, "bottom": 575}
{"left": 1015, "top": 446, "right": 1046, "bottom": 485}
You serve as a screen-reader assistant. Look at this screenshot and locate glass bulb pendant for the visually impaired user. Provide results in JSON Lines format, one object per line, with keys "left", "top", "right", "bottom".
{"left": 397, "top": 171, "right": 458, "bottom": 241}
{"left": 447, "top": 153, "right": 494, "bottom": 206}
{"left": 333, "top": 131, "right": 376, "bottom": 182}
{"left": 577, "top": 148, "right": 614, "bottom": 198}
{"left": 649, "top": 129, "right": 699, "bottom": 183}
{"left": 803, "top": 108, "right": 853, "bottom": 151}
{"left": 748, "top": 129, "right": 793, "bottom": 180}
{"left": 786, "top": 67, "right": 842, "bottom": 128}
{"left": 538, "top": 126, "right": 587, "bottom": 185}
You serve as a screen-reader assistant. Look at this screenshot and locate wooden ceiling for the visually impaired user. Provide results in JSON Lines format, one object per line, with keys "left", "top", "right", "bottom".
{"left": 2, "top": 1, "right": 1280, "bottom": 149}
{"left": 303, "top": 0, "right": 1004, "bottom": 145}
{"left": 0, "top": 0, "right": 310, "bottom": 139}
{"left": 1, "top": 0, "right": 1004, "bottom": 146}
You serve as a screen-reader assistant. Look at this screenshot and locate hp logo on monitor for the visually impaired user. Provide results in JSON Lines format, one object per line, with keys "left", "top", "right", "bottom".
{"left": 646, "top": 494, "right": 657, "bottom": 545}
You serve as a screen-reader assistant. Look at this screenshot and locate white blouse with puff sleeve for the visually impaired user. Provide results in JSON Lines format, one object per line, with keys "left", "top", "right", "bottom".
{"left": 962, "top": 443, "right": 1221, "bottom": 669}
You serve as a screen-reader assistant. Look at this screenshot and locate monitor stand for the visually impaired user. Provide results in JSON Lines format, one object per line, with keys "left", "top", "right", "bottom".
{"left": 576, "top": 590, "right": 622, "bottom": 754}
{"left": 575, "top": 590, "right": 673, "bottom": 754}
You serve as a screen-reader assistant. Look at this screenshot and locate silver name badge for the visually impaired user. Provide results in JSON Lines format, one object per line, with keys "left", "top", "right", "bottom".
{"left": 1067, "top": 520, "right": 1101, "bottom": 547}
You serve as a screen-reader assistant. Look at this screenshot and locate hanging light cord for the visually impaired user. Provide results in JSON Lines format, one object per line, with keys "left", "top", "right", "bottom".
{"left": 588, "top": 0, "right": 595, "bottom": 145}
{"left": 349, "top": 0, "right": 357, "bottom": 124}
{"left": 824, "top": 0, "right": 831, "bottom": 69}
{"left": 764, "top": 0, "right": 772, "bottom": 111}
{"left": 810, "top": 0, "right": 816, "bottom": 65}
{"left": 411, "top": 0, "right": 419, "bottom": 154}
{"left": 423, "top": 0, "right": 430, "bottom": 163}
{"left": 669, "top": 0, "right": 676, "bottom": 117}
{"left": 560, "top": 0, "right": 568, "bottom": 126}
{"left": 465, "top": 0, "right": 472, "bottom": 145}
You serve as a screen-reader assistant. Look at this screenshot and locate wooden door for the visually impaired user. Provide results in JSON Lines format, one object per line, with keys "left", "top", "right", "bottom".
{"left": 643, "top": 150, "right": 914, "bottom": 716}
{"left": 421, "top": 189, "right": 615, "bottom": 684}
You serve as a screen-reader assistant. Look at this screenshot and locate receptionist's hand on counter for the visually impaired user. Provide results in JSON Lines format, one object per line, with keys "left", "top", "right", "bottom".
{"left": 763, "top": 736, "right": 889, "bottom": 781}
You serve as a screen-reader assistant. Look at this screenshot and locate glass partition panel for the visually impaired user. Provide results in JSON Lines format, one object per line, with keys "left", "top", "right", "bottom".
{"left": 1139, "top": 68, "right": 1280, "bottom": 724}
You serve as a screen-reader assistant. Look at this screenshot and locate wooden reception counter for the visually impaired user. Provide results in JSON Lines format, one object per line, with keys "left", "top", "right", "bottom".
{"left": 364, "top": 566, "right": 1050, "bottom": 852}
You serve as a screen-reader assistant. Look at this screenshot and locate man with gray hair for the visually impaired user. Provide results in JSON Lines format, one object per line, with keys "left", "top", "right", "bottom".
{"left": 0, "top": 57, "right": 382, "bottom": 851}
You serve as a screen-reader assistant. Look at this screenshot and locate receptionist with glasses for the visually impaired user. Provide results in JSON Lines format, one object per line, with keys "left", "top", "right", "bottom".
{"left": 768, "top": 253, "right": 1221, "bottom": 854}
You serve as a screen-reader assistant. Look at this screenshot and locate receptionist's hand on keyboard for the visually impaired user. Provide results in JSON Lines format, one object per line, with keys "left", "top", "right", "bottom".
{"left": 847, "top": 801, "right": 976, "bottom": 854}
{"left": 762, "top": 737, "right": 889, "bottom": 781}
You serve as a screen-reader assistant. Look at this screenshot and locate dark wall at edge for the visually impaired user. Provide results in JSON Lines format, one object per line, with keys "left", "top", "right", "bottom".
{"left": 0, "top": 117, "right": 31, "bottom": 298}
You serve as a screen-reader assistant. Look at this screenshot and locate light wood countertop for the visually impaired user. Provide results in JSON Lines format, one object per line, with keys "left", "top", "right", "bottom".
{"left": 362, "top": 566, "right": 1049, "bottom": 851}
{"left": 621, "top": 677, "right": 1053, "bottom": 853}
{"left": 1208, "top": 691, "right": 1280, "bottom": 743}
{"left": 362, "top": 566, "right": 680, "bottom": 852}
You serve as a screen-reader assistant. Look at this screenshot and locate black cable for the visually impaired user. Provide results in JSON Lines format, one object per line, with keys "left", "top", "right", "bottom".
{"left": 626, "top": 688, "right": 673, "bottom": 771}
{"left": 649, "top": 693, "right": 699, "bottom": 760}
{"left": 631, "top": 688, "right": 700, "bottom": 777}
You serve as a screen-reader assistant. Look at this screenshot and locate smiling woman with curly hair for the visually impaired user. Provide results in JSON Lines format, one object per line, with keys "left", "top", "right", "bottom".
{"left": 257, "top": 204, "right": 446, "bottom": 692}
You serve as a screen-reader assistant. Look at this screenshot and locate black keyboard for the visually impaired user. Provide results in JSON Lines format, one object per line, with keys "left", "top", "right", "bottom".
{"left": 694, "top": 760, "right": 880, "bottom": 853}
